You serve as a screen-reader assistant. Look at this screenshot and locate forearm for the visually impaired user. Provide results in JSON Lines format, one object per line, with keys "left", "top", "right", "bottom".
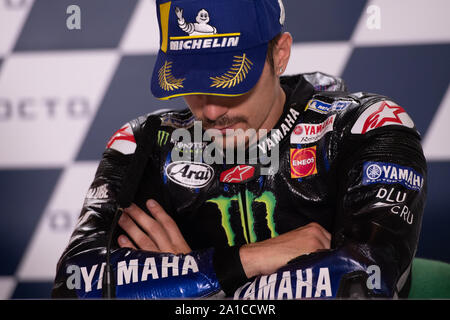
{"left": 240, "top": 240, "right": 300, "bottom": 279}
{"left": 239, "top": 222, "right": 332, "bottom": 279}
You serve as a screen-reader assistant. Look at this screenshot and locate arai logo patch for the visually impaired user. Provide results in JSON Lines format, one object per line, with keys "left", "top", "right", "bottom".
{"left": 165, "top": 161, "right": 214, "bottom": 188}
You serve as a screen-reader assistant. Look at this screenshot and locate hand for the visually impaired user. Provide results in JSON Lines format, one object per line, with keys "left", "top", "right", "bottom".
{"left": 174, "top": 7, "right": 183, "bottom": 20}
{"left": 239, "top": 222, "right": 331, "bottom": 278}
{"left": 117, "top": 200, "right": 191, "bottom": 255}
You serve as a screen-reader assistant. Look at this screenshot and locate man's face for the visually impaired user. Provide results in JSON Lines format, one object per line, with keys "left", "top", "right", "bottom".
{"left": 184, "top": 61, "right": 283, "bottom": 150}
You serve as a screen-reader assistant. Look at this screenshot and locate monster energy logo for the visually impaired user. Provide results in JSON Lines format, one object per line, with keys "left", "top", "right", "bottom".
{"left": 207, "top": 191, "right": 277, "bottom": 246}
{"left": 157, "top": 130, "right": 170, "bottom": 146}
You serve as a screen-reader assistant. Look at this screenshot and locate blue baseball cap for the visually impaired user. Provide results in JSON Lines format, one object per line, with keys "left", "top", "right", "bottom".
{"left": 151, "top": 0, "right": 285, "bottom": 100}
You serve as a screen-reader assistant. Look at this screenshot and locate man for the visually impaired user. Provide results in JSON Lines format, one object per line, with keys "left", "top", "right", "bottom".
{"left": 52, "top": 0, "right": 427, "bottom": 299}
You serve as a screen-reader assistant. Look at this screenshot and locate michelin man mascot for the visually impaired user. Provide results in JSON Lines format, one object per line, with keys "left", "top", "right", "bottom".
{"left": 175, "top": 6, "right": 218, "bottom": 35}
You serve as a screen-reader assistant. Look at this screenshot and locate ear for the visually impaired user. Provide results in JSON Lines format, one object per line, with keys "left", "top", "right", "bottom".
{"left": 273, "top": 32, "right": 293, "bottom": 76}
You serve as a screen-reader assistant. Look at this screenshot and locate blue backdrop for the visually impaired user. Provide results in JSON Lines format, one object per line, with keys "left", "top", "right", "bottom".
{"left": 0, "top": 0, "right": 449, "bottom": 299}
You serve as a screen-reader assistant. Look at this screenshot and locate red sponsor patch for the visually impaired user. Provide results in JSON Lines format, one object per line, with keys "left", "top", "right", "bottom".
{"left": 220, "top": 165, "right": 255, "bottom": 183}
{"left": 290, "top": 147, "right": 317, "bottom": 178}
{"left": 361, "top": 102, "right": 405, "bottom": 134}
{"left": 351, "top": 100, "right": 414, "bottom": 135}
{"left": 106, "top": 124, "right": 136, "bottom": 154}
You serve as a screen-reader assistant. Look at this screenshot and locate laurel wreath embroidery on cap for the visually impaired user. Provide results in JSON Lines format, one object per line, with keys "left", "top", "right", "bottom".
{"left": 209, "top": 54, "right": 253, "bottom": 89}
{"left": 159, "top": 61, "right": 185, "bottom": 91}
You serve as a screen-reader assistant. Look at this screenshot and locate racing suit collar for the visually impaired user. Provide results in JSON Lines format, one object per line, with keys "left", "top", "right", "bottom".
{"left": 280, "top": 74, "right": 316, "bottom": 108}
{"left": 243, "top": 74, "right": 315, "bottom": 163}
{"left": 210, "top": 74, "right": 315, "bottom": 166}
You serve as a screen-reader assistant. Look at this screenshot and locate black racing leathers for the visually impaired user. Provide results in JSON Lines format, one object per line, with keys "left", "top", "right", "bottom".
{"left": 52, "top": 72, "right": 427, "bottom": 299}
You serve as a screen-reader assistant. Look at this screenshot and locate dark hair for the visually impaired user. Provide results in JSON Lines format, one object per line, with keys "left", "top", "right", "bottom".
{"left": 266, "top": 33, "right": 283, "bottom": 73}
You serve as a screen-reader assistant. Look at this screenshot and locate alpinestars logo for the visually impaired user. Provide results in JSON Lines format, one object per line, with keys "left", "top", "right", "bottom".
{"left": 106, "top": 124, "right": 136, "bottom": 155}
{"left": 220, "top": 165, "right": 255, "bottom": 184}
{"left": 351, "top": 100, "right": 414, "bottom": 134}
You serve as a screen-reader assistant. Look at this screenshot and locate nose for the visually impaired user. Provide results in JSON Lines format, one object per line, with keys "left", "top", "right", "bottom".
{"left": 201, "top": 97, "right": 229, "bottom": 122}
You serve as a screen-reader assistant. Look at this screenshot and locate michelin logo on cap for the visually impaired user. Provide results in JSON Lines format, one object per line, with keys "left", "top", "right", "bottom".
{"left": 152, "top": 0, "right": 286, "bottom": 99}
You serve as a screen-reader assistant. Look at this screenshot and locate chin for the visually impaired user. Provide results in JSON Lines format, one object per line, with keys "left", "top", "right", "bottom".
{"left": 215, "top": 134, "right": 249, "bottom": 151}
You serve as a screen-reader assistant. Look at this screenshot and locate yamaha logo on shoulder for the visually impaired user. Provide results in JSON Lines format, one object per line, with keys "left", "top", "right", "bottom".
{"left": 165, "top": 161, "right": 214, "bottom": 188}
{"left": 366, "top": 163, "right": 383, "bottom": 180}
{"left": 362, "top": 161, "right": 423, "bottom": 191}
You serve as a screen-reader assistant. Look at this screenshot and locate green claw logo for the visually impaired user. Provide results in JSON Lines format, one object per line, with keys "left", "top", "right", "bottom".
{"left": 157, "top": 130, "right": 170, "bottom": 146}
{"left": 207, "top": 191, "right": 277, "bottom": 246}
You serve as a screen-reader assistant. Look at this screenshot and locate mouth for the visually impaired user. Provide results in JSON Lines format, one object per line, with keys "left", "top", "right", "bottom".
{"left": 201, "top": 117, "right": 247, "bottom": 134}
{"left": 213, "top": 124, "right": 237, "bottom": 135}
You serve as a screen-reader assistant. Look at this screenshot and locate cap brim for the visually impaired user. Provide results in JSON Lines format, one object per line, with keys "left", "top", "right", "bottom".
{"left": 151, "top": 43, "right": 268, "bottom": 100}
